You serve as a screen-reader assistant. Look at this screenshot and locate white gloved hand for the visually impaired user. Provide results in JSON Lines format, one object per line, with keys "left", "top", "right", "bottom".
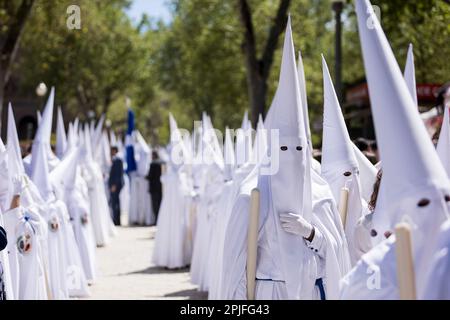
{"left": 280, "top": 212, "right": 314, "bottom": 239}
{"left": 12, "top": 175, "right": 24, "bottom": 196}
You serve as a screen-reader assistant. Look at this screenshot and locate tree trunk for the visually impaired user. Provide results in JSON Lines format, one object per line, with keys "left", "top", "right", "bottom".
{"left": 0, "top": 0, "right": 36, "bottom": 131}
{"left": 238, "top": 0, "right": 291, "bottom": 128}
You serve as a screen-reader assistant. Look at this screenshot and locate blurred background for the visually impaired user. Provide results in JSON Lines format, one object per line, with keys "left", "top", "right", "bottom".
{"left": 0, "top": 0, "right": 449, "bottom": 149}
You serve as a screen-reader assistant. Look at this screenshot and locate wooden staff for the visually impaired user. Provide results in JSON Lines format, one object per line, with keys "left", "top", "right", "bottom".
{"left": 338, "top": 186, "right": 349, "bottom": 228}
{"left": 247, "top": 188, "right": 260, "bottom": 300}
{"left": 395, "top": 222, "right": 416, "bottom": 300}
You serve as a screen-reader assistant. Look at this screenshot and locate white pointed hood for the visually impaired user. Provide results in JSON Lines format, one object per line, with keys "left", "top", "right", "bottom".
{"left": 356, "top": 0, "right": 449, "bottom": 210}
{"left": 201, "top": 114, "right": 224, "bottom": 171}
{"left": 73, "top": 117, "right": 80, "bottom": 137}
{"left": 251, "top": 114, "right": 268, "bottom": 164}
{"left": 223, "top": 127, "right": 235, "bottom": 181}
{"left": 56, "top": 106, "right": 67, "bottom": 159}
{"left": 297, "top": 51, "right": 312, "bottom": 146}
{"left": 235, "top": 111, "right": 253, "bottom": 167}
{"left": 321, "top": 56, "right": 358, "bottom": 181}
{"left": 66, "top": 122, "right": 77, "bottom": 151}
{"left": 83, "top": 124, "right": 94, "bottom": 162}
{"left": 321, "top": 56, "right": 364, "bottom": 264}
{"left": 356, "top": 0, "right": 450, "bottom": 296}
{"left": 404, "top": 43, "right": 418, "bottom": 107}
{"left": 135, "top": 130, "right": 151, "bottom": 177}
{"left": 241, "top": 110, "right": 250, "bottom": 130}
{"left": 261, "top": 17, "right": 311, "bottom": 299}
{"left": 37, "top": 110, "right": 42, "bottom": 125}
{"left": 7, "top": 103, "right": 25, "bottom": 176}
{"left": 34, "top": 87, "right": 54, "bottom": 145}
{"left": 92, "top": 115, "right": 105, "bottom": 150}
{"left": 352, "top": 142, "right": 377, "bottom": 202}
{"left": 50, "top": 147, "right": 80, "bottom": 199}
{"left": 30, "top": 87, "right": 56, "bottom": 201}
{"left": 168, "top": 112, "right": 190, "bottom": 168}
{"left": 94, "top": 129, "right": 112, "bottom": 176}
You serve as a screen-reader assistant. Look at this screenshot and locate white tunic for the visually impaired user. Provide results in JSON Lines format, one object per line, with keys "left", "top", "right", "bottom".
{"left": 3, "top": 207, "right": 48, "bottom": 300}
{"left": 152, "top": 169, "right": 189, "bottom": 269}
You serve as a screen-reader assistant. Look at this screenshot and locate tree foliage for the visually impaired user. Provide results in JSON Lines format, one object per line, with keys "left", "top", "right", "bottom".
{"left": 2, "top": 0, "right": 449, "bottom": 146}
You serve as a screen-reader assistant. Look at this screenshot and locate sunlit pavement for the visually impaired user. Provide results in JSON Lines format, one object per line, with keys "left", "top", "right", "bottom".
{"left": 83, "top": 225, "right": 207, "bottom": 300}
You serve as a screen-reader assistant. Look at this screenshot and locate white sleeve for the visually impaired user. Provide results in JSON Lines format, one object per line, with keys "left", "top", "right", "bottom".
{"left": 304, "top": 226, "right": 326, "bottom": 258}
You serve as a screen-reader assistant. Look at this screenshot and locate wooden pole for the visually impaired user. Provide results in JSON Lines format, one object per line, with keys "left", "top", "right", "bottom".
{"left": 395, "top": 222, "right": 416, "bottom": 300}
{"left": 247, "top": 188, "right": 260, "bottom": 300}
{"left": 338, "top": 187, "right": 349, "bottom": 228}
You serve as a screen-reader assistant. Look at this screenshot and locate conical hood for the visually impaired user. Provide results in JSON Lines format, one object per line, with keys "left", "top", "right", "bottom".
{"left": 83, "top": 124, "right": 94, "bottom": 161}
{"left": 264, "top": 22, "right": 305, "bottom": 140}
{"left": 92, "top": 114, "right": 105, "bottom": 149}
{"left": 356, "top": 0, "right": 449, "bottom": 205}
{"left": 168, "top": 113, "right": 189, "bottom": 168}
{"left": 321, "top": 56, "right": 358, "bottom": 176}
{"left": 7, "top": 103, "right": 25, "bottom": 176}
{"left": 352, "top": 142, "right": 377, "bottom": 202}
{"left": 37, "top": 110, "right": 42, "bottom": 126}
{"left": 321, "top": 56, "right": 363, "bottom": 264}
{"left": 297, "top": 50, "right": 312, "bottom": 146}
{"left": 66, "top": 122, "right": 77, "bottom": 151}
{"left": 169, "top": 112, "right": 182, "bottom": 144}
{"left": 56, "top": 106, "right": 67, "bottom": 159}
{"left": 223, "top": 127, "right": 235, "bottom": 181}
{"left": 251, "top": 114, "right": 268, "bottom": 164}
{"left": 74, "top": 117, "right": 80, "bottom": 136}
{"left": 50, "top": 147, "right": 80, "bottom": 195}
{"left": 404, "top": 43, "right": 418, "bottom": 107}
{"left": 30, "top": 87, "right": 55, "bottom": 201}
{"left": 261, "top": 17, "right": 311, "bottom": 299}
{"left": 240, "top": 110, "right": 250, "bottom": 130}
{"left": 34, "top": 87, "right": 55, "bottom": 144}
{"left": 30, "top": 136, "right": 53, "bottom": 201}
{"left": 356, "top": 0, "right": 450, "bottom": 295}
{"left": 135, "top": 130, "right": 151, "bottom": 176}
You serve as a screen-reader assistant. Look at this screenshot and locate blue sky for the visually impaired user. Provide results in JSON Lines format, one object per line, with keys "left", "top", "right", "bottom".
{"left": 125, "top": 0, "right": 172, "bottom": 24}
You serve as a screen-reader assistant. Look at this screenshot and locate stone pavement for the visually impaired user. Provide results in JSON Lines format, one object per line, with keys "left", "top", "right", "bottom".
{"left": 83, "top": 226, "right": 208, "bottom": 300}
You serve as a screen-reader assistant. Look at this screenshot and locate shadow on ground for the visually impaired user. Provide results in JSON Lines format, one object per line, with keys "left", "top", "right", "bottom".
{"left": 164, "top": 288, "right": 208, "bottom": 300}
{"left": 120, "top": 266, "right": 190, "bottom": 276}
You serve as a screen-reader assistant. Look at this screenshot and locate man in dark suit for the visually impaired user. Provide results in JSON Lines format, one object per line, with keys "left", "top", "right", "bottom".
{"left": 109, "top": 146, "right": 124, "bottom": 226}
{"left": 147, "top": 150, "right": 164, "bottom": 223}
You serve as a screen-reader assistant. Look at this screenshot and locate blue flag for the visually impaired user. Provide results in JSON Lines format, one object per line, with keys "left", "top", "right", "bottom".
{"left": 125, "top": 108, "right": 137, "bottom": 174}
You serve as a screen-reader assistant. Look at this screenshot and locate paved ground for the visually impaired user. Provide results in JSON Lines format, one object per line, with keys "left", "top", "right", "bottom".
{"left": 84, "top": 226, "right": 208, "bottom": 300}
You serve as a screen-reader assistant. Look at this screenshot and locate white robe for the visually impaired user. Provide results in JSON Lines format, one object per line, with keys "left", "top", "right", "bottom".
{"left": 51, "top": 200, "right": 90, "bottom": 297}
{"left": 119, "top": 173, "right": 130, "bottom": 217}
{"left": 132, "top": 176, "right": 154, "bottom": 226}
{"left": 3, "top": 207, "right": 48, "bottom": 300}
{"left": 42, "top": 201, "right": 69, "bottom": 299}
{"left": 81, "top": 163, "right": 111, "bottom": 246}
{"left": 152, "top": 169, "right": 189, "bottom": 269}
{"left": 66, "top": 178, "right": 97, "bottom": 282}
{"left": 422, "top": 220, "right": 450, "bottom": 299}
{"left": 321, "top": 167, "right": 366, "bottom": 265}
{"left": 208, "top": 164, "right": 255, "bottom": 299}
{"left": 207, "top": 180, "right": 237, "bottom": 299}
{"left": 221, "top": 171, "right": 350, "bottom": 300}
{"left": 340, "top": 195, "right": 449, "bottom": 300}
{"left": 190, "top": 166, "right": 223, "bottom": 291}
